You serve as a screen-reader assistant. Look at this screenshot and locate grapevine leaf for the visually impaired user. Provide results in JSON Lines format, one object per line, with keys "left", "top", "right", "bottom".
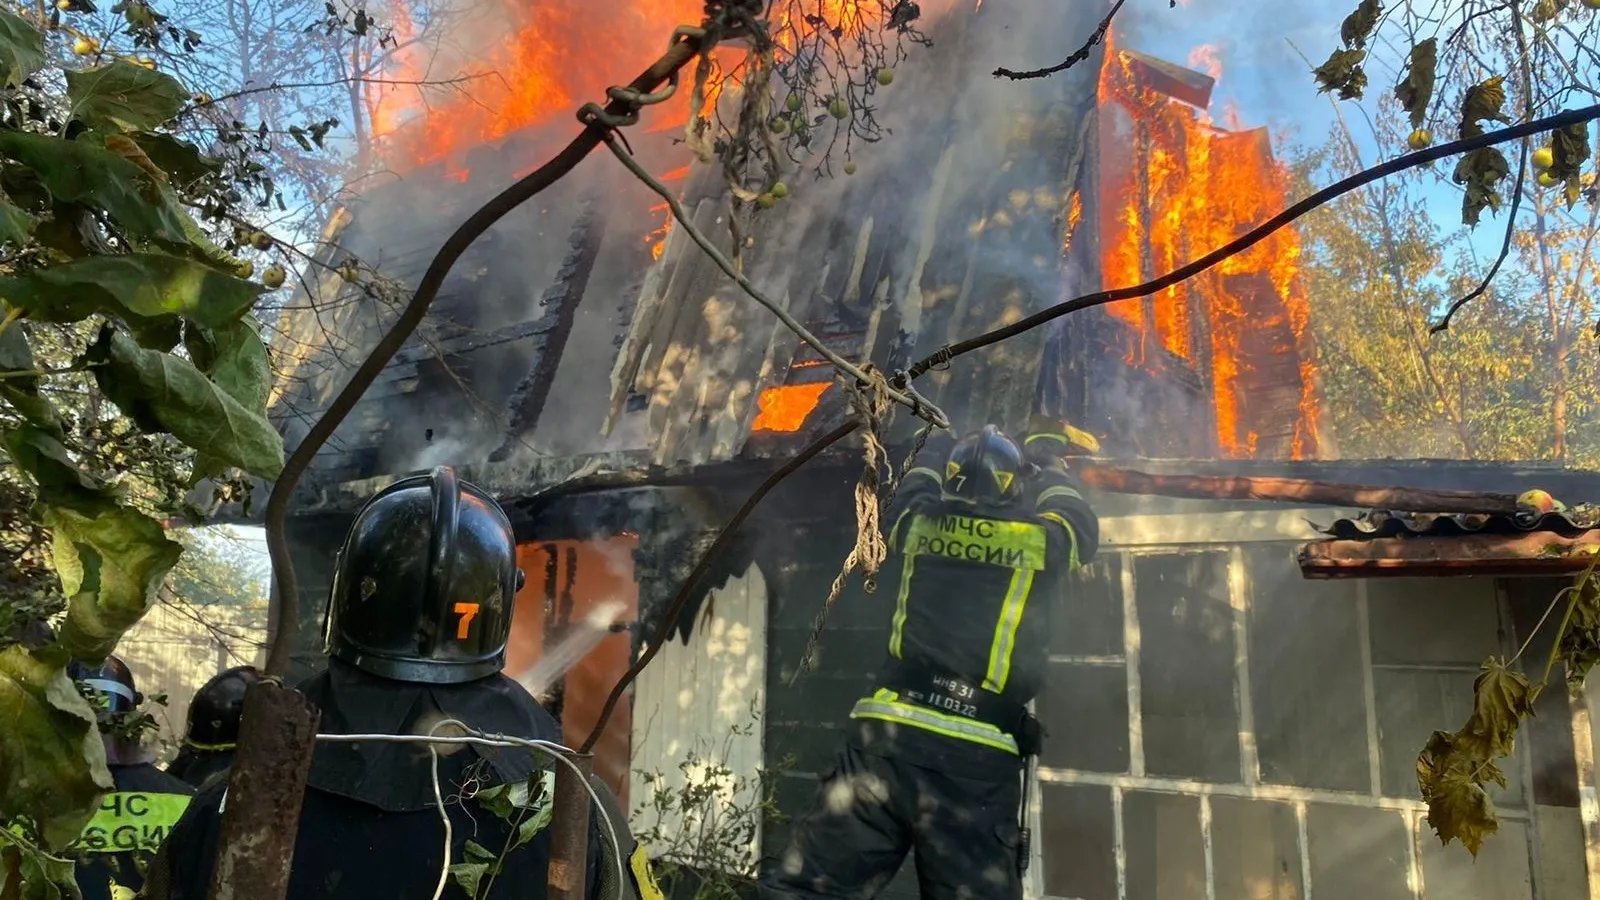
{"left": 2, "top": 425, "right": 109, "bottom": 497}
{"left": 65, "top": 61, "right": 188, "bottom": 134}
{"left": 1424, "top": 771, "right": 1497, "bottom": 856}
{"left": 0, "top": 10, "right": 44, "bottom": 90}
{"left": 1456, "top": 657, "right": 1536, "bottom": 760}
{"left": 1340, "top": 0, "right": 1382, "bottom": 49}
{"left": 0, "top": 132, "right": 188, "bottom": 243}
{"left": 0, "top": 253, "right": 264, "bottom": 326}
{"left": 0, "top": 644, "right": 112, "bottom": 850}
{"left": 1559, "top": 576, "right": 1600, "bottom": 688}
{"left": 1459, "top": 75, "right": 1510, "bottom": 139}
{"left": 1314, "top": 48, "right": 1368, "bottom": 101}
{"left": 448, "top": 862, "right": 489, "bottom": 899}
{"left": 1395, "top": 38, "right": 1436, "bottom": 129}
{"left": 43, "top": 497, "right": 183, "bottom": 664}
{"left": 183, "top": 317, "right": 270, "bottom": 482}
{"left": 1452, "top": 147, "right": 1510, "bottom": 226}
{"left": 87, "top": 328, "right": 284, "bottom": 479}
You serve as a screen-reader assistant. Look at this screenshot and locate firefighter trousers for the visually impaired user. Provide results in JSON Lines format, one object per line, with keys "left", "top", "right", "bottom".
{"left": 759, "top": 735, "right": 1023, "bottom": 900}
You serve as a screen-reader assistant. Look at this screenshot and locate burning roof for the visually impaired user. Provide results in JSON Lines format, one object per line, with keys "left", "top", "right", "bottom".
{"left": 267, "top": 6, "right": 1332, "bottom": 501}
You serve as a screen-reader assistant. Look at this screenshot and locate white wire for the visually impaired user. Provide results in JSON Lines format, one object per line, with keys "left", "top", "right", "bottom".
{"left": 315, "top": 723, "right": 626, "bottom": 900}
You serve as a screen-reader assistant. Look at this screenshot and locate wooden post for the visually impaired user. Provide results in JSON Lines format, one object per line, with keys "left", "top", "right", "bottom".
{"left": 548, "top": 750, "right": 595, "bottom": 900}
{"left": 206, "top": 682, "right": 320, "bottom": 900}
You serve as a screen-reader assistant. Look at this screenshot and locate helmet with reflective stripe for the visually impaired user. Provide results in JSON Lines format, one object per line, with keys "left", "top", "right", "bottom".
{"left": 945, "top": 425, "right": 1024, "bottom": 502}
{"left": 324, "top": 465, "right": 525, "bottom": 684}
{"left": 68, "top": 655, "right": 140, "bottom": 718}
{"left": 185, "top": 665, "right": 261, "bottom": 748}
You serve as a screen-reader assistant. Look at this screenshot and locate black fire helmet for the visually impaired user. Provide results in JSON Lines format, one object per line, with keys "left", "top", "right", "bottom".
{"left": 944, "top": 424, "right": 1025, "bottom": 503}
{"left": 68, "top": 654, "right": 140, "bottom": 718}
{"left": 323, "top": 465, "right": 526, "bottom": 684}
{"left": 184, "top": 665, "right": 262, "bottom": 749}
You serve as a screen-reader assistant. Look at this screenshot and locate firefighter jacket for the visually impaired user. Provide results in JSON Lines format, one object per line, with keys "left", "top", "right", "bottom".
{"left": 850, "top": 435, "right": 1099, "bottom": 757}
{"left": 73, "top": 761, "right": 194, "bottom": 900}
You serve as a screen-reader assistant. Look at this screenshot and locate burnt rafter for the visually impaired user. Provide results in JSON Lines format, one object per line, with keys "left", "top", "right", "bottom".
{"left": 490, "top": 197, "right": 607, "bottom": 462}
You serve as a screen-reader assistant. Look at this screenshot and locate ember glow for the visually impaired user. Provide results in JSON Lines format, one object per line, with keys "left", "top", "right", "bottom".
{"left": 752, "top": 383, "right": 831, "bottom": 432}
{"left": 1095, "top": 33, "right": 1319, "bottom": 459}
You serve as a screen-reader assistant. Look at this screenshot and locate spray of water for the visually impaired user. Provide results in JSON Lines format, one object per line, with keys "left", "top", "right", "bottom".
{"left": 513, "top": 598, "right": 630, "bottom": 699}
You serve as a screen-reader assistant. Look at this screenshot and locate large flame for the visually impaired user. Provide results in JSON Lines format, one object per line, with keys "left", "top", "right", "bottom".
{"left": 1095, "top": 33, "right": 1319, "bottom": 459}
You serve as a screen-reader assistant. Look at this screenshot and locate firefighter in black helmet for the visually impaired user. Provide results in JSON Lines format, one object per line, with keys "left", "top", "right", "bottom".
{"left": 144, "top": 466, "right": 659, "bottom": 900}
{"left": 760, "top": 421, "right": 1100, "bottom": 900}
{"left": 165, "top": 665, "right": 261, "bottom": 789}
{"left": 67, "top": 655, "right": 195, "bottom": 900}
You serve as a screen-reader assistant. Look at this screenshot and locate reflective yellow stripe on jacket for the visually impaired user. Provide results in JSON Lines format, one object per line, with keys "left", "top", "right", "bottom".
{"left": 77, "top": 791, "right": 191, "bottom": 855}
{"left": 850, "top": 689, "right": 1019, "bottom": 755}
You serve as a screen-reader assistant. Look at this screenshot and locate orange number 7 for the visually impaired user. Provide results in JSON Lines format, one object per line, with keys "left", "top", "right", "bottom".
{"left": 453, "top": 602, "right": 480, "bottom": 640}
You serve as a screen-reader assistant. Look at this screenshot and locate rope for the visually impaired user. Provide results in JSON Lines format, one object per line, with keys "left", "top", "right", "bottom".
{"left": 791, "top": 367, "right": 901, "bottom": 683}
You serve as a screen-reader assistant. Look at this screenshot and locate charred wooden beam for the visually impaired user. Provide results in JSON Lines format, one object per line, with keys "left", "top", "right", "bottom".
{"left": 1299, "top": 532, "right": 1600, "bottom": 579}
{"left": 492, "top": 197, "right": 607, "bottom": 462}
{"left": 206, "top": 682, "right": 320, "bottom": 900}
{"left": 1073, "top": 462, "right": 1522, "bottom": 513}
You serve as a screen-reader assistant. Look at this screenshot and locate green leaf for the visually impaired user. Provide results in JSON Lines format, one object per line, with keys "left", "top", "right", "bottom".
{"left": 448, "top": 861, "right": 490, "bottom": 899}
{"left": 0, "top": 326, "right": 62, "bottom": 437}
{"left": 1394, "top": 39, "right": 1436, "bottom": 130}
{"left": 0, "top": 132, "right": 188, "bottom": 243}
{"left": 1452, "top": 146, "right": 1510, "bottom": 226}
{"left": 65, "top": 61, "right": 188, "bottom": 134}
{"left": 1, "top": 834, "right": 84, "bottom": 900}
{"left": 1459, "top": 75, "right": 1510, "bottom": 139}
{"left": 0, "top": 253, "right": 266, "bottom": 326}
{"left": 44, "top": 497, "right": 183, "bottom": 663}
{"left": 0, "top": 10, "right": 45, "bottom": 90}
{"left": 3, "top": 425, "right": 109, "bottom": 497}
{"left": 0, "top": 197, "right": 31, "bottom": 245}
{"left": 161, "top": 183, "right": 249, "bottom": 273}
{"left": 0, "top": 644, "right": 113, "bottom": 850}
{"left": 1313, "top": 48, "right": 1367, "bottom": 101}
{"left": 1340, "top": 0, "right": 1382, "bottom": 49}
{"left": 88, "top": 328, "right": 284, "bottom": 479}
{"left": 463, "top": 840, "right": 496, "bottom": 864}
{"left": 511, "top": 798, "right": 554, "bottom": 852}
{"left": 130, "top": 132, "right": 221, "bottom": 187}
{"left": 185, "top": 317, "right": 270, "bottom": 483}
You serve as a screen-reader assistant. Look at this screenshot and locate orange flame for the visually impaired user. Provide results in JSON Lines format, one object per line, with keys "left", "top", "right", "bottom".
{"left": 1095, "top": 33, "right": 1319, "bottom": 459}
{"left": 752, "top": 383, "right": 831, "bottom": 432}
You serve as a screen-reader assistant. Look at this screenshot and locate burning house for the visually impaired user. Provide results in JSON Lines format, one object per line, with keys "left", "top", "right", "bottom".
{"left": 258, "top": 0, "right": 1600, "bottom": 897}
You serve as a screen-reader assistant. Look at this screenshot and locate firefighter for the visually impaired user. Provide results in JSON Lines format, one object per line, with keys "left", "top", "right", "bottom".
{"left": 67, "top": 655, "right": 195, "bottom": 900}
{"left": 165, "top": 665, "right": 261, "bottom": 789}
{"left": 760, "top": 421, "right": 1100, "bottom": 900}
{"left": 142, "top": 466, "right": 661, "bottom": 900}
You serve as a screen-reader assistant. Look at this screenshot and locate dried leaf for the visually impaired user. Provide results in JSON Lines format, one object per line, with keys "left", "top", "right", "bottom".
{"left": 1340, "top": 0, "right": 1382, "bottom": 49}
{"left": 1458, "top": 657, "right": 1536, "bottom": 759}
{"left": 1425, "top": 771, "right": 1498, "bottom": 856}
{"left": 1550, "top": 122, "right": 1589, "bottom": 179}
{"left": 1531, "top": 0, "right": 1568, "bottom": 23}
{"left": 1314, "top": 48, "right": 1368, "bottom": 101}
{"left": 1395, "top": 38, "right": 1436, "bottom": 129}
{"left": 1452, "top": 146, "right": 1511, "bottom": 226}
{"left": 1459, "top": 75, "right": 1510, "bottom": 139}
{"left": 1559, "top": 575, "right": 1600, "bottom": 688}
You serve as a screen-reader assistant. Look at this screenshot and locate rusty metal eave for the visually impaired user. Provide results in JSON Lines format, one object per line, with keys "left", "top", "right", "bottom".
{"left": 1298, "top": 531, "right": 1600, "bottom": 579}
